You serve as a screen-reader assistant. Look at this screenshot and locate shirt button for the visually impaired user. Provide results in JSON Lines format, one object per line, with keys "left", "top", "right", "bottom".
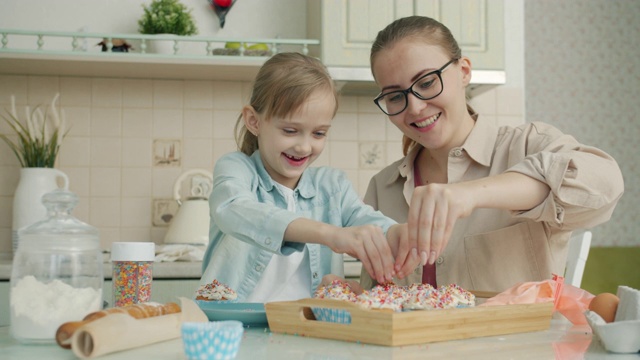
{"left": 255, "top": 265, "right": 263, "bottom": 272}
{"left": 265, "top": 238, "right": 272, "bottom": 245}
{"left": 312, "top": 272, "right": 318, "bottom": 279}
{"left": 453, "top": 149, "right": 462, "bottom": 157}
{"left": 436, "top": 256, "right": 444, "bottom": 265}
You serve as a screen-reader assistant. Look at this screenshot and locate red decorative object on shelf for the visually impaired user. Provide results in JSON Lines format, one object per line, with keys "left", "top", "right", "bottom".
{"left": 209, "top": 0, "right": 236, "bottom": 28}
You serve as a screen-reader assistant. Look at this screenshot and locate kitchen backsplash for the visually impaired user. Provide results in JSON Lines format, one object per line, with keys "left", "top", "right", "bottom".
{"left": 0, "top": 74, "right": 521, "bottom": 254}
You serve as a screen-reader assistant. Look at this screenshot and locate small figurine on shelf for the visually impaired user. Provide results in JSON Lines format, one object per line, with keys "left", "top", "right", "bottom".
{"left": 97, "top": 39, "right": 133, "bottom": 52}
{"left": 209, "top": 0, "right": 236, "bottom": 28}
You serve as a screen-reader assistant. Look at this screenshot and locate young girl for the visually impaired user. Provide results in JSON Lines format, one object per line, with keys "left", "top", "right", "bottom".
{"left": 199, "top": 52, "right": 418, "bottom": 302}
{"left": 360, "top": 16, "right": 624, "bottom": 292}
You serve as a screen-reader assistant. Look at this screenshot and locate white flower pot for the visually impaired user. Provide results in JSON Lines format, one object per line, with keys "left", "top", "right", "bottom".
{"left": 148, "top": 35, "right": 177, "bottom": 55}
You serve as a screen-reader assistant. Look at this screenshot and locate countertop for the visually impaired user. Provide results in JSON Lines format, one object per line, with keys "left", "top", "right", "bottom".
{"left": 0, "top": 256, "right": 363, "bottom": 281}
{"left": 0, "top": 320, "right": 633, "bottom": 360}
{"left": 0, "top": 259, "right": 203, "bottom": 281}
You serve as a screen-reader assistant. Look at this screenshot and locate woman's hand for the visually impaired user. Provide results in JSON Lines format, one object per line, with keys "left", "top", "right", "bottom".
{"left": 408, "top": 182, "right": 475, "bottom": 266}
{"left": 407, "top": 173, "right": 549, "bottom": 266}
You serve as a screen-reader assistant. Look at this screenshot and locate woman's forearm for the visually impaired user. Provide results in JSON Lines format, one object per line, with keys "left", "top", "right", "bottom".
{"left": 467, "top": 172, "right": 550, "bottom": 211}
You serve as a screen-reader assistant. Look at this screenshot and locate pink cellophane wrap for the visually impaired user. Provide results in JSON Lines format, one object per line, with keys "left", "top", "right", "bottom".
{"left": 480, "top": 277, "right": 595, "bottom": 325}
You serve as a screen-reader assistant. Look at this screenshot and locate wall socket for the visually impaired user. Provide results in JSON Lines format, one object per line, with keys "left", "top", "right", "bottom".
{"left": 190, "top": 175, "right": 212, "bottom": 198}
{"left": 152, "top": 198, "right": 180, "bottom": 227}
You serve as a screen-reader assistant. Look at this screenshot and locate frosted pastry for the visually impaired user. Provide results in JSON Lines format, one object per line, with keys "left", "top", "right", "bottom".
{"left": 356, "top": 283, "right": 475, "bottom": 312}
{"left": 436, "top": 283, "right": 476, "bottom": 308}
{"left": 403, "top": 283, "right": 439, "bottom": 310}
{"left": 195, "top": 279, "right": 237, "bottom": 301}
{"left": 356, "top": 283, "right": 409, "bottom": 312}
{"left": 314, "top": 279, "right": 358, "bottom": 303}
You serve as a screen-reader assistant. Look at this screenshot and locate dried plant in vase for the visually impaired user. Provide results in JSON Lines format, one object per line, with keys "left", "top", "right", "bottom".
{"left": 0, "top": 94, "right": 68, "bottom": 168}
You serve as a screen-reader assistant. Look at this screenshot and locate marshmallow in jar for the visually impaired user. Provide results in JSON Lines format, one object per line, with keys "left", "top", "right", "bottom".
{"left": 111, "top": 242, "right": 155, "bottom": 307}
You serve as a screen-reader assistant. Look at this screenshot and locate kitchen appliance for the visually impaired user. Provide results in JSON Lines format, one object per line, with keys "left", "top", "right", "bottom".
{"left": 163, "top": 169, "right": 213, "bottom": 246}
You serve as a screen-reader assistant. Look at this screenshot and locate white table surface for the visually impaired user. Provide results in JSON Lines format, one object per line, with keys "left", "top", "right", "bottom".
{"left": 0, "top": 319, "right": 635, "bottom": 360}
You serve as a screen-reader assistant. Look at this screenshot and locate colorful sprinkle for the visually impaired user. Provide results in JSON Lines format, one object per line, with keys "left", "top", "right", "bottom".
{"left": 112, "top": 260, "right": 152, "bottom": 307}
{"left": 314, "top": 281, "right": 475, "bottom": 312}
{"left": 195, "top": 279, "right": 238, "bottom": 301}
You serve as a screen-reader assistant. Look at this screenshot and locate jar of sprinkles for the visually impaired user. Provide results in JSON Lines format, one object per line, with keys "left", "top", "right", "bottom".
{"left": 110, "top": 242, "right": 155, "bottom": 307}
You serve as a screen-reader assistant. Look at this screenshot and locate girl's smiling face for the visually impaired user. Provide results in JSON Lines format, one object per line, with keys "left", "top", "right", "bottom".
{"left": 372, "top": 38, "right": 472, "bottom": 153}
{"left": 248, "top": 88, "right": 336, "bottom": 189}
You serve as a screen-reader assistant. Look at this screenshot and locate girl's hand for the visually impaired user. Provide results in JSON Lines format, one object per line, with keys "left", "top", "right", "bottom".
{"left": 328, "top": 225, "right": 396, "bottom": 285}
{"left": 408, "top": 183, "right": 475, "bottom": 266}
{"left": 385, "top": 223, "right": 421, "bottom": 278}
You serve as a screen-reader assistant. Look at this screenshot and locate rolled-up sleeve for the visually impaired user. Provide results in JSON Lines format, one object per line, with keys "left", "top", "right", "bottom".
{"left": 506, "top": 122, "right": 624, "bottom": 229}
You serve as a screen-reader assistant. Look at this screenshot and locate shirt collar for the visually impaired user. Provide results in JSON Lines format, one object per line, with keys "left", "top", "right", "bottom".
{"left": 462, "top": 113, "right": 496, "bottom": 167}
{"left": 383, "top": 113, "right": 496, "bottom": 187}
{"left": 380, "top": 144, "right": 421, "bottom": 188}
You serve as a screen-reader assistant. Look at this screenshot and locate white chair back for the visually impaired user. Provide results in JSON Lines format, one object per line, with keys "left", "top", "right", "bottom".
{"left": 564, "top": 230, "right": 592, "bottom": 288}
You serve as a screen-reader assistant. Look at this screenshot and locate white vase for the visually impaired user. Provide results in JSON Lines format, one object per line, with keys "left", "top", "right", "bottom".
{"left": 12, "top": 168, "right": 70, "bottom": 254}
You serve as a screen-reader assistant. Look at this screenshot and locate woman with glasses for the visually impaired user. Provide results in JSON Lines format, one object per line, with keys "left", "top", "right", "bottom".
{"left": 359, "top": 16, "right": 624, "bottom": 292}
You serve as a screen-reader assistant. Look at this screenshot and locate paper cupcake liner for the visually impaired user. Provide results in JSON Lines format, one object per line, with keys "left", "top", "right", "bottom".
{"left": 311, "top": 307, "right": 352, "bottom": 324}
{"left": 181, "top": 320, "right": 244, "bottom": 360}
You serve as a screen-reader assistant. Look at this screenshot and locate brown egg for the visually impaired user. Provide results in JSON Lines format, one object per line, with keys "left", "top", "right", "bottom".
{"left": 588, "top": 292, "right": 620, "bottom": 323}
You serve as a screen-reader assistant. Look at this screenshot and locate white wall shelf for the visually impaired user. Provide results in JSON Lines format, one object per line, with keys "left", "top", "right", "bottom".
{"left": 0, "top": 29, "right": 505, "bottom": 96}
{"left": 0, "top": 29, "right": 318, "bottom": 82}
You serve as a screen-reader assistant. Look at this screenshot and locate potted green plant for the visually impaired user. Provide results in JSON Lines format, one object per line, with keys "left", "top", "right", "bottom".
{"left": 138, "top": 0, "right": 198, "bottom": 36}
{"left": 138, "top": 0, "right": 198, "bottom": 54}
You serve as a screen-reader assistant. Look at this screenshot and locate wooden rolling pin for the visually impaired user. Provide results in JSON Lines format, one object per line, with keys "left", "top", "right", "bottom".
{"left": 56, "top": 302, "right": 181, "bottom": 349}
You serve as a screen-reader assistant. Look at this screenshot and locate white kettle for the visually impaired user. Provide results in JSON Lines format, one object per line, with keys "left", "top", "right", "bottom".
{"left": 163, "top": 169, "right": 213, "bottom": 246}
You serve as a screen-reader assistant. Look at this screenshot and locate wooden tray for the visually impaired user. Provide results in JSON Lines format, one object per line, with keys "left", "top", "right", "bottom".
{"left": 265, "top": 296, "right": 554, "bottom": 347}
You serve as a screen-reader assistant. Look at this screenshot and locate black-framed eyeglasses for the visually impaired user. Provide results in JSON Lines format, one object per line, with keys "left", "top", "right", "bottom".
{"left": 373, "top": 58, "right": 459, "bottom": 116}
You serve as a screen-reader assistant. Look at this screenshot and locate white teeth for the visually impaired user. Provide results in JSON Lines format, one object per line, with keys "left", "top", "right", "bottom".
{"left": 414, "top": 113, "right": 440, "bottom": 128}
{"left": 286, "top": 154, "right": 305, "bottom": 160}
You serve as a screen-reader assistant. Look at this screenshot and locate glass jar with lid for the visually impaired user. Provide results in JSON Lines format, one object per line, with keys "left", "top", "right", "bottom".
{"left": 9, "top": 189, "right": 104, "bottom": 343}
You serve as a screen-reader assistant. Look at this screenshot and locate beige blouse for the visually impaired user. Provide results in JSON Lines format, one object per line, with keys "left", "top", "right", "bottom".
{"left": 360, "top": 115, "right": 624, "bottom": 292}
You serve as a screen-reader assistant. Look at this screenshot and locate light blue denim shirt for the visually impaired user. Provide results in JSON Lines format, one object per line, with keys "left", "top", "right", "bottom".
{"left": 200, "top": 151, "right": 396, "bottom": 301}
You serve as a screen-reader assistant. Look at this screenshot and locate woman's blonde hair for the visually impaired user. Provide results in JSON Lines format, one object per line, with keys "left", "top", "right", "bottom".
{"left": 235, "top": 52, "right": 339, "bottom": 155}
{"left": 370, "top": 16, "right": 474, "bottom": 155}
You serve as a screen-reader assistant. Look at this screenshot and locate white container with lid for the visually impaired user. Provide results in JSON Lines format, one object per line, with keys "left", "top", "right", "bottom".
{"left": 110, "top": 242, "right": 155, "bottom": 307}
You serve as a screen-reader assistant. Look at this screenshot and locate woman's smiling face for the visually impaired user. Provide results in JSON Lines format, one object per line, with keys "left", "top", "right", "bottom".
{"left": 256, "top": 88, "right": 336, "bottom": 189}
{"left": 372, "top": 38, "right": 472, "bottom": 152}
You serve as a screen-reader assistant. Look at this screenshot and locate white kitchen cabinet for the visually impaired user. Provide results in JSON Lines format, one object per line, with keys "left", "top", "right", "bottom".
{"left": 307, "top": 0, "right": 504, "bottom": 70}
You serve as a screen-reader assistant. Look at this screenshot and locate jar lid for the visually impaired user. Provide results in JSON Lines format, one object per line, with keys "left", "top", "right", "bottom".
{"left": 111, "top": 242, "right": 155, "bottom": 262}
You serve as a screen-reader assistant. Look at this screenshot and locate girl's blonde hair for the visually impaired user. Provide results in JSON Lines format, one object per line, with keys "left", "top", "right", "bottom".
{"left": 370, "top": 16, "right": 475, "bottom": 155}
{"left": 235, "top": 52, "right": 339, "bottom": 155}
